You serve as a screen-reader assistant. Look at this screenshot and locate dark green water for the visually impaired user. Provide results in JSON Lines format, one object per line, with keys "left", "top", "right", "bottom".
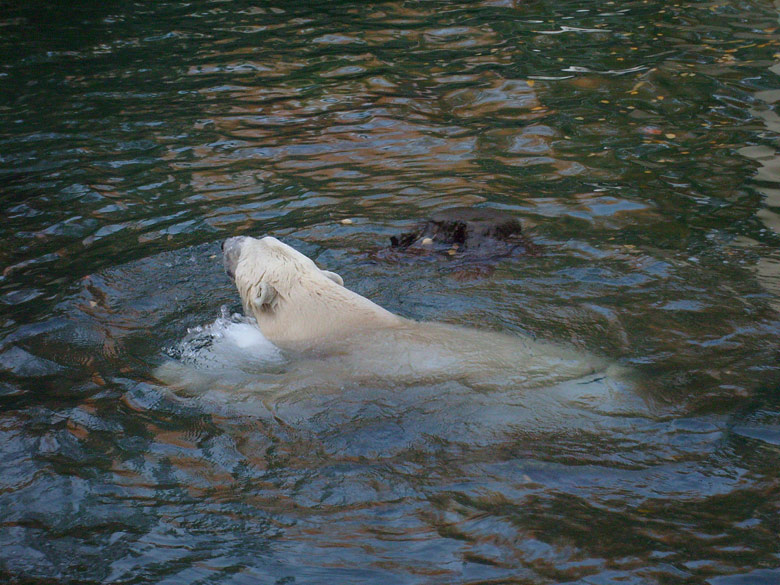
{"left": 2, "top": 1, "right": 780, "bottom": 583}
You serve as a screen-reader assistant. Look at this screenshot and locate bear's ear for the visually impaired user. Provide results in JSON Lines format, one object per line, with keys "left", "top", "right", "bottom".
{"left": 322, "top": 270, "right": 344, "bottom": 286}
{"left": 252, "top": 282, "right": 278, "bottom": 311}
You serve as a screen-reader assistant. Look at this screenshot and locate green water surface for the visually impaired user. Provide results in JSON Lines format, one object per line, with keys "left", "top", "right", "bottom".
{"left": 1, "top": 1, "right": 780, "bottom": 583}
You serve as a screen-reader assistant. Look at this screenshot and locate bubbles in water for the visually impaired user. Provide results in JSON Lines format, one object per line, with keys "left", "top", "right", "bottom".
{"left": 164, "top": 306, "right": 284, "bottom": 374}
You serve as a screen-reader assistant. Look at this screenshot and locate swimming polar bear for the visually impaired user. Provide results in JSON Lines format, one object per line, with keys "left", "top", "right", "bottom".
{"left": 219, "top": 235, "right": 621, "bottom": 391}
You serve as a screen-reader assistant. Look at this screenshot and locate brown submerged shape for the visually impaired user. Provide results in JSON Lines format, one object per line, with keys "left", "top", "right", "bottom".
{"left": 384, "top": 206, "right": 541, "bottom": 265}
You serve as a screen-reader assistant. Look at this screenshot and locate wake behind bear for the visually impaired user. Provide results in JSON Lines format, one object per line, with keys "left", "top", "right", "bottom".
{"left": 208, "top": 234, "right": 625, "bottom": 391}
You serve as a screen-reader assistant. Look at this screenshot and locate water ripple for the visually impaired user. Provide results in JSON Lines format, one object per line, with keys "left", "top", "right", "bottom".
{"left": 1, "top": 0, "right": 780, "bottom": 583}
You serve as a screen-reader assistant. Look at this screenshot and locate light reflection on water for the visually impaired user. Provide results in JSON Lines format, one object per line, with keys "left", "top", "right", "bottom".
{"left": 1, "top": 0, "right": 780, "bottom": 583}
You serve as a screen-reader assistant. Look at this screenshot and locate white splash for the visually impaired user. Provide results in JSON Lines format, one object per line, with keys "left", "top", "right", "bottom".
{"left": 159, "top": 307, "right": 284, "bottom": 390}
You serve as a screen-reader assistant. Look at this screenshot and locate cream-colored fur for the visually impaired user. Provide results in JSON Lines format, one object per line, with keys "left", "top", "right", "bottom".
{"left": 226, "top": 235, "right": 402, "bottom": 352}
{"left": 223, "top": 235, "right": 620, "bottom": 389}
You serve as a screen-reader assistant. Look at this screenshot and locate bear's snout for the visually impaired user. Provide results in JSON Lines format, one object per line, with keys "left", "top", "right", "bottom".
{"left": 222, "top": 236, "right": 246, "bottom": 281}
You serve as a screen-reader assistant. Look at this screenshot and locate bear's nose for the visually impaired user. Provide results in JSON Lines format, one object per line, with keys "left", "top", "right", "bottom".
{"left": 222, "top": 237, "right": 246, "bottom": 282}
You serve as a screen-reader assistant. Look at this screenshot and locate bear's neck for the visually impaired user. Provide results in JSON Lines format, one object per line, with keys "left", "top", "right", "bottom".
{"left": 252, "top": 279, "right": 405, "bottom": 353}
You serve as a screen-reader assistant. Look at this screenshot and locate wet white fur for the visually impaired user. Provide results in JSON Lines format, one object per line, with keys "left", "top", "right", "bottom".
{"left": 229, "top": 236, "right": 620, "bottom": 389}
{"left": 233, "top": 236, "right": 402, "bottom": 351}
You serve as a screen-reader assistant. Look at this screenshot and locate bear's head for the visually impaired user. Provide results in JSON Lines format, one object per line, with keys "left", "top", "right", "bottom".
{"left": 223, "top": 235, "right": 343, "bottom": 302}
{"left": 222, "top": 235, "right": 399, "bottom": 352}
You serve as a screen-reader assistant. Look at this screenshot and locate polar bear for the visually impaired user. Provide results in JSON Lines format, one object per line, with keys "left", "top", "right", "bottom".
{"left": 221, "top": 235, "right": 619, "bottom": 390}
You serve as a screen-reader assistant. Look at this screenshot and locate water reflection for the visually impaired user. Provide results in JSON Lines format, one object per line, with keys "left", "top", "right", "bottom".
{"left": 1, "top": 0, "right": 780, "bottom": 583}
{"left": 739, "top": 59, "right": 780, "bottom": 311}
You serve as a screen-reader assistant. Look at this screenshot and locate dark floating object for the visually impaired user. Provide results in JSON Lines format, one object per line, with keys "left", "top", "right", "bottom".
{"left": 387, "top": 207, "right": 539, "bottom": 260}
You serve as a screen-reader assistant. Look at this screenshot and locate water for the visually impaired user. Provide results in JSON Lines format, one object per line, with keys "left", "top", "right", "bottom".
{"left": 2, "top": 0, "right": 780, "bottom": 583}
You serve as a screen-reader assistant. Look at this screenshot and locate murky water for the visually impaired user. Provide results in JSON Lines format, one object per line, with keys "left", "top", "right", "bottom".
{"left": 2, "top": 1, "right": 780, "bottom": 583}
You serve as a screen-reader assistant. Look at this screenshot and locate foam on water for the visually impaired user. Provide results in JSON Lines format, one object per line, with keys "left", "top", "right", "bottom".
{"left": 171, "top": 306, "right": 283, "bottom": 367}
{"left": 157, "top": 307, "right": 285, "bottom": 390}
